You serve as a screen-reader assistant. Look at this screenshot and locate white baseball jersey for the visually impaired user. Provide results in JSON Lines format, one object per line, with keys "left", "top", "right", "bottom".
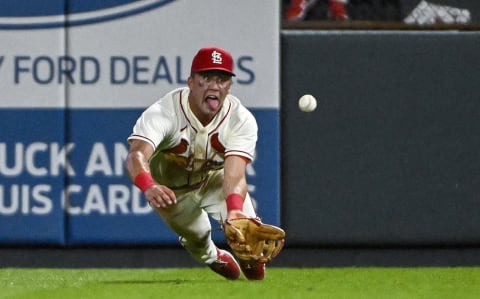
{"left": 128, "top": 87, "right": 258, "bottom": 190}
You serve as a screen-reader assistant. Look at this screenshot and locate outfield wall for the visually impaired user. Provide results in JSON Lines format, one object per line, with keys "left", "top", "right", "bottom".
{"left": 281, "top": 31, "right": 480, "bottom": 247}
{"left": 2, "top": 1, "right": 480, "bottom": 253}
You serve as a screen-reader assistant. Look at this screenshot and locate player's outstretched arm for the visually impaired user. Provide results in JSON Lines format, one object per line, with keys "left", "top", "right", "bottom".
{"left": 125, "top": 139, "right": 154, "bottom": 180}
{"left": 223, "top": 155, "right": 249, "bottom": 220}
{"left": 125, "top": 139, "right": 176, "bottom": 208}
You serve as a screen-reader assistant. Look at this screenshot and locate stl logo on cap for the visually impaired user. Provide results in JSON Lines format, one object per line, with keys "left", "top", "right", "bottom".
{"left": 191, "top": 46, "right": 235, "bottom": 76}
{"left": 211, "top": 50, "right": 223, "bottom": 65}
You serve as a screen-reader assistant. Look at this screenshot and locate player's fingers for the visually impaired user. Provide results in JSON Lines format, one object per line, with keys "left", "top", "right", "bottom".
{"left": 148, "top": 197, "right": 162, "bottom": 208}
{"left": 159, "top": 187, "right": 177, "bottom": 205}
{"left": 152, "top": 195, "right": 168, "bottom": 208}
{"left": 146, "top": 186, "right": 177, "bottom": 208}
{"left": 146, "top": 192, "right": 167, "bottom": 208}
{"left": 157, "top": 191, "right": 178, "bottom": 208}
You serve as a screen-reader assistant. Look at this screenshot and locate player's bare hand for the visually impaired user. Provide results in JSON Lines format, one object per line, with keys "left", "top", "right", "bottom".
{"left": 145, "top": 185, "right": 177, "bottom": 208}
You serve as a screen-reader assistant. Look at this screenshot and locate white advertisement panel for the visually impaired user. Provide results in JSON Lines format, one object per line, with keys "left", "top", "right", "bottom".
{"left": 1, "top": 0, "right": 279, "bottom": 108}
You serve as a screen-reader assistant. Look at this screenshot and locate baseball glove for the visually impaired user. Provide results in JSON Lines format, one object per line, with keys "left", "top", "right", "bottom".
{"left": 224, "top": 218, "right": 285, "bottom": 264}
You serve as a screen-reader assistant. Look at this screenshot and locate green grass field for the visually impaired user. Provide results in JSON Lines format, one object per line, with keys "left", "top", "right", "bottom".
{"left": 2, "top": 267, "right": 480, "bottom": 299}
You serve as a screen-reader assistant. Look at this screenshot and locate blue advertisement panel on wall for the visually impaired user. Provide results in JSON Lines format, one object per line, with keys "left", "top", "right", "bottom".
{"left": 0, "top": 0, "right": 280, "bottom": 245}
{"left": 0, "top": 110, "right": 66, "bottom": 244}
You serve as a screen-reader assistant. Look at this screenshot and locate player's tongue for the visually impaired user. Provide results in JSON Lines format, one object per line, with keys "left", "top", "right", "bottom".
{"left": 206, "top": 96, "right": 220, "bottom": 110}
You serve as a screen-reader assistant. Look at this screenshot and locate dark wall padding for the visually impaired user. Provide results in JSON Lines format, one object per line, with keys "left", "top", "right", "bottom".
{"left": 281, "top": 31, "right": 480, "bottom": 246}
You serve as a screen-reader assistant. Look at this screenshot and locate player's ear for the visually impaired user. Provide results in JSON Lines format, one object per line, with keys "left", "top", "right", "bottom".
{"left": 187, "top": 75, "right": 194, "bottom": 88}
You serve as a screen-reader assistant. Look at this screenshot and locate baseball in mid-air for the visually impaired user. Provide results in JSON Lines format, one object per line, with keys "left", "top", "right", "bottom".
{"left": 298, "top": 94, "right": 317, "bottom": 112}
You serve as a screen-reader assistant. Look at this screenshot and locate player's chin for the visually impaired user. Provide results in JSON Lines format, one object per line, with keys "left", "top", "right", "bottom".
{"left": 207, "top": 108, "right": 221, "bottom": 116}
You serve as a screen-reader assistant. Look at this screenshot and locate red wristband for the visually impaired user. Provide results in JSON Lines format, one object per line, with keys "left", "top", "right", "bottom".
{"left": 134, "top": 172, "right": 155, "bottom": 192}
{"left": 226, "top": 193, "right": 244, "bottom": 212}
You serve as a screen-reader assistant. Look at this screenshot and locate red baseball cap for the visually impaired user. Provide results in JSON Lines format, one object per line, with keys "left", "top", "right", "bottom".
{"left": 191, "top": 46, "right": 235, "bottom": 76}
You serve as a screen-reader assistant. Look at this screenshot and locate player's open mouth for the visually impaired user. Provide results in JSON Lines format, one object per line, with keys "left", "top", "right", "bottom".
{"left": 205, "top": 95, "right": 220, "bottom": 110}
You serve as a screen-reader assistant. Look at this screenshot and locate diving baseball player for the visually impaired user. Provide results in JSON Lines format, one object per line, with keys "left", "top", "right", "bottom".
{"left": 125, "top": 47, "right": 284, "bottom": 280}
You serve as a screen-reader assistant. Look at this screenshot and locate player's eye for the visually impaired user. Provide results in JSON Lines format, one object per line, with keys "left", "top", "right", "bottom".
{"left": 217, "top": 74, "right": 230, "bottom": 83}
{"left": 197, "top": 72, "right": 231, "bottom": 88}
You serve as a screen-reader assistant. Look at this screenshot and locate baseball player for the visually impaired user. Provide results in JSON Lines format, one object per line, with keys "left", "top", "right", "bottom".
{"left": 125, "top": 46, "right": 265, "bottom": 280}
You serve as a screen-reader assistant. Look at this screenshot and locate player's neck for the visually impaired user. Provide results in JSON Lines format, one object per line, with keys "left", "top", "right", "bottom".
{"left": 188, "top": 102, "right": 215, "bottom": 127}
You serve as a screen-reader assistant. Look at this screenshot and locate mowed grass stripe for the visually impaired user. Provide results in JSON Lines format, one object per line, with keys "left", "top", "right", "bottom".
{"left": 1, "top": 267, "right": 480, "bottom": 299}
